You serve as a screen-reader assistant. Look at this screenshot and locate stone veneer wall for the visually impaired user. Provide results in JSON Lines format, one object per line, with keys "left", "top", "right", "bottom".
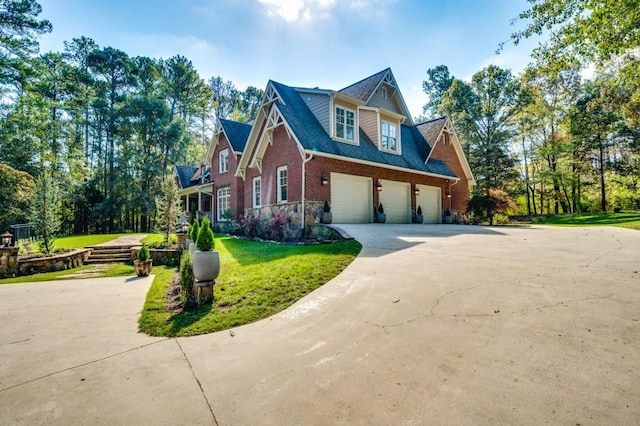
{"left": 131, "top": 247, "right": 181, "bottom": 266}
{"left": 0, "top": 247, "right": 19, "bottom": 277}
{"left": 244, "top": 201, "right": 326, "bottom": 235}
{"left": 17, "top": 249, "right": 91, "bottom": 276}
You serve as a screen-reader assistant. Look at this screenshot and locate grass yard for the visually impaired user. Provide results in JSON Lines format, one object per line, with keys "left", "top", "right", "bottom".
{"left": 53, "top": 233, "right": 131, "bottom": 249}
{"left": 533, "top": 211, "right": 640, "bottom": 230}
{"left": 140, "top": 233, "right": 177, "bottom": 246}
{"left": 139, "top": 237, "right": 362, "bottom": 337}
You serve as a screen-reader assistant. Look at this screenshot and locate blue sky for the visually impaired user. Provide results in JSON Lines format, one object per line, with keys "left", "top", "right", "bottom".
{"left": 37, "top": 0, "right": 541, "bottom": 118}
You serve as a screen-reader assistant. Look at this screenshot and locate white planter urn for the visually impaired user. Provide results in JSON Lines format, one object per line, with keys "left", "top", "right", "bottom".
{"left": 192, "top": 250, "right": 220, "bottom": 282}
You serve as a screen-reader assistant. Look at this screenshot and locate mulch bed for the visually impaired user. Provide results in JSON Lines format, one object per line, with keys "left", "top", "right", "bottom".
{"left": 165, "top": 272, "right": 183, "bottom": 313}
{"left": 165, "top": 271, "right": 198, "bottom": 313}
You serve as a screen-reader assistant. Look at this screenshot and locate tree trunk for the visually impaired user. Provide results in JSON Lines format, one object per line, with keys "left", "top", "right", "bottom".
{"left": 598, "top": 133, "right": 606, "bottom": 211}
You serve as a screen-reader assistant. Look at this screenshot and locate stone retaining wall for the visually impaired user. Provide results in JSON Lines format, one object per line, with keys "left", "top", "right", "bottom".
{"left": 131, "top": 247, "right": 181, "bottom": 266}
{"left": 0, "top": 247, "right": 19, "bottom": 278}
{"left": 17, "top": 249, "right": 91, "bottom": 276}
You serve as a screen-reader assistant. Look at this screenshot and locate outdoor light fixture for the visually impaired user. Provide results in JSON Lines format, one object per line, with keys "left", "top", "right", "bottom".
{"left": 376, "top": 180, "right": 383, "bottom": 191}
{"left": 414, "top": 185, "right": 420, "bottom": 196}
{"left": 180, "top": 221, "right": 189, "bottom": 234}
{"left": 1, "top": 231, "right": 12, "bottom": 247}
{"left": 321, "top": 175, "right": 329, "bottom": 186}
{"left": 446, "top": 191, "right": 452, "bottom": 199}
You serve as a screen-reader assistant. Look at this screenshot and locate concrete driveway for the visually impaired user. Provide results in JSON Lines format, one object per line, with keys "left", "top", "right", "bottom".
{"left": 1, "top": 225, "right": 639, "bottom": 425}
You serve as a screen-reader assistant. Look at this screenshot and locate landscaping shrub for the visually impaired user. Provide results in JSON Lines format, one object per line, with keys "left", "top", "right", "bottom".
{"left": 137, "top": 245, "right": 150, "bottom": 261}
{"left": 179, "top": 251, "right": 194, "bottom": 305}
{"left": 237, "top": 210, "right": 302, "bottom": 242}
{"left": 190, "top": 219, "right": 200, "bottom": 243}
{"left": 196, "top": 217, "right": 215, "bottom": 251}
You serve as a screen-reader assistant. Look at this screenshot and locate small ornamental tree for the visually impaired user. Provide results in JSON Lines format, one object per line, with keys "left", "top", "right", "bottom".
{"left": 137, "top": 245, "right": 150, "bottom": 261}
{"left": 190, "top": 218, "right": 200, "bottom": 243}
{"left": 378, "top": 203, "right": 384, "bottom": 214}
{"left": 155, "top": 175, "right": 184, "bottom": 245}
{"left": 179, "top": 251, "right": 195, "bottom": 306}
{"left": 323, "top": 200, "right": 330, "bottom": 212}
{"left": 196, "top": 216, "right": 215, "bottom": 251}
{"left": 29, "top": 171, "right": 61, "bottom": 255}
{"left": 417, "top": 205, "right": 423, "bottom": 215}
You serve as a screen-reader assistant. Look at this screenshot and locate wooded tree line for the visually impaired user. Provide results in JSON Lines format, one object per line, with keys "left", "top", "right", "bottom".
{"left": 0, "top": 0, "right": 262, "bottom": 233}
{"left": 420, "top": 0, "right": 640, "bottom": 216}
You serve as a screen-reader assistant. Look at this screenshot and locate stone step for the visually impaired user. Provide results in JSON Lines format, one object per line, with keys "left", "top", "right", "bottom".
{"left": 86, "top": 246, "right": 135, "bottom": 252}
{"left": 88, "top": 249, "right": 131, "bottom": 256}
{"left": 88, "top": 253, "right": 130, "bottom": 260}
{"left": 84, "top": 257, "right": 131, "bottom": 264}
{"left": 91, "top": 247, "right": 131, "bottom": 253}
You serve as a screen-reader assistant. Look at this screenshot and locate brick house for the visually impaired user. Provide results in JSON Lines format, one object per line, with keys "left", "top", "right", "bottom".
{"left": 179, "top": 68, "right": 474, "bottom": 229}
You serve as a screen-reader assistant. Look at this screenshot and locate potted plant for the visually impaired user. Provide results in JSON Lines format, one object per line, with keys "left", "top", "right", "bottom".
{"left": 376, "top": 203, "right": 386, "bottom": 223}
{"left": 134, "top": 245, "right": 152, "bottom": 277}
{"left": 413, "top": 205, "right": 424, "bottom": 224}
{"left": 191, "top": 216, "right": 220, "bottom": 282}
{"left": 189, "top": 218, "right": 199, "bottom": 254}
{"left": 321, "top": 200, "right": 332, "bottom": 224}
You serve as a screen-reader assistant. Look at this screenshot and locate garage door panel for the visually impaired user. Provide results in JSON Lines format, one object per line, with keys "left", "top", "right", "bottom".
{"left": 416, "top": 186, "right": 441, "bottom": 223}
{"left": 379, "top": 180, "right": 411, "bottom": 224}
{"left": 331, "top": 173, "right": 372, "bottom": 223}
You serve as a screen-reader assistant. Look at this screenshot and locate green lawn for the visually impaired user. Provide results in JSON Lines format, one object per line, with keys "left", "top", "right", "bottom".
{"left": 139, "top": 237, "right": 362, "bottom": 337}
{"left": 53, "top": 234, "right": 131, "bottom": 249}
{"left": 533, "top": 212, "right": 640, "bottom": 230}
{"left": 140, "top": 233, "right": 177, "bottom": 246}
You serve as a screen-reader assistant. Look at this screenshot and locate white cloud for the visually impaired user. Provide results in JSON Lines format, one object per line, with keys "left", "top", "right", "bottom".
{"left": 258, "top": 0, "right": 337, "bottom": 22}
{"left": 259, "top": 0, "right": 305, "bottom": 22}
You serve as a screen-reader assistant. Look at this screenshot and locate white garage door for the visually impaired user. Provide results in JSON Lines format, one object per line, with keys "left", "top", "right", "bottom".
{"left": 331, "top": 173, "right": 372, "bottom": 223}
{"left": 416, "top": 185, "right": 441, "bottom": 223}
{"left": 379, "top": 179, "right": 411, "bottom": 223}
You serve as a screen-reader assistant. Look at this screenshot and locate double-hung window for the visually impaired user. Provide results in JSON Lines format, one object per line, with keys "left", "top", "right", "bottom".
{"left": 219, "top": 149, "right": 229, "bottom": 173}
{"left": 277, "top": 166, "right": 287, "bottom": 203}
{"left": 381, "top": 121, "right": 398, "bottom": 152}
{"left": 335, "top": 107, "right": 355, "bottom": 142}
{"left": 217, "top": 186, "right": 230, "bottom": 220}
{"left": 253, "top": 177, "right": 261, "bottom": 208}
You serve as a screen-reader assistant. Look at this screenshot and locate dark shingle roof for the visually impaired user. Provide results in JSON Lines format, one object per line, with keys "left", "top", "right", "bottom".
{"left": 270, "top": 81, "right": 457, "bottom": 179}
{"left": 338, "top": 68, "right": 389, "bottom": 102}
{"left": 175, "top": 166, "right": 198, "bottom": 189}
{"left": 220, "top": 118, "right": 251, "bottom": 152}
{"left": 416, "top": 117, "right": 447, "bottom": 147}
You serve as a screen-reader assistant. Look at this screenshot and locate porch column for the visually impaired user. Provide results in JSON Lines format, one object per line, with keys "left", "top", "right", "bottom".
{"left": 185, "top": 195, "right": 190, "bottom": 213}
{"left": 198, "top": 191, "right": 202, "bottom": 212}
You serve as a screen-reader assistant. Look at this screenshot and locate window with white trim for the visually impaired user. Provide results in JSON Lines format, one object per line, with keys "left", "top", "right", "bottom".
{"left": 335, "top": 106, "right": 355, "bottom": 141}
{"left": 381, "top": 121, "right": 398, "bottom": 152}
{"left": 217, "top": 186, "right": 230, "bottom": 221}
{"left": 219, "top": 149, "right": 229, "bottom": 173}
{"left": 253, "top": 177, "right": 261, "bottom": 208}
{"left": 277, "top": 166, "right": 287, "bottom": 203}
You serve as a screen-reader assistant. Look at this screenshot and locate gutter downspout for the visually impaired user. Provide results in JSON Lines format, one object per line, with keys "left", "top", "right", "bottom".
{"left": 301, "top": 153, "right": 314, "bottom": 236}
{"left": 448, "top": 178, "right": 460, "bottom": 211}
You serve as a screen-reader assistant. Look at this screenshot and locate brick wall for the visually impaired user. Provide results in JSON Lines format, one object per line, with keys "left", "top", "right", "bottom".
{"left": 210, "top": 133, "right": 245, "bottom": 220}
{"left": 244, "top": 126, "right": 303, "bottom": 208}
{"left": 426, "top": 131, "right": 470, "bottom": 212}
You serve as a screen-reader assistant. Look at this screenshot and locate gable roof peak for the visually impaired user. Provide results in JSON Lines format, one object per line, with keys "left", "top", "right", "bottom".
{"left": 338, "top": 68, "right": 392, "bottom": 102}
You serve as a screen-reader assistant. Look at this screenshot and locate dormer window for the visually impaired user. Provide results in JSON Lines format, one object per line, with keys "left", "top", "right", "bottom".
{"left": 381, "top": 121, "right": 398, "bottom": 152}
{"left": 335, "top": 106, "right": 355, "bottom": 142}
